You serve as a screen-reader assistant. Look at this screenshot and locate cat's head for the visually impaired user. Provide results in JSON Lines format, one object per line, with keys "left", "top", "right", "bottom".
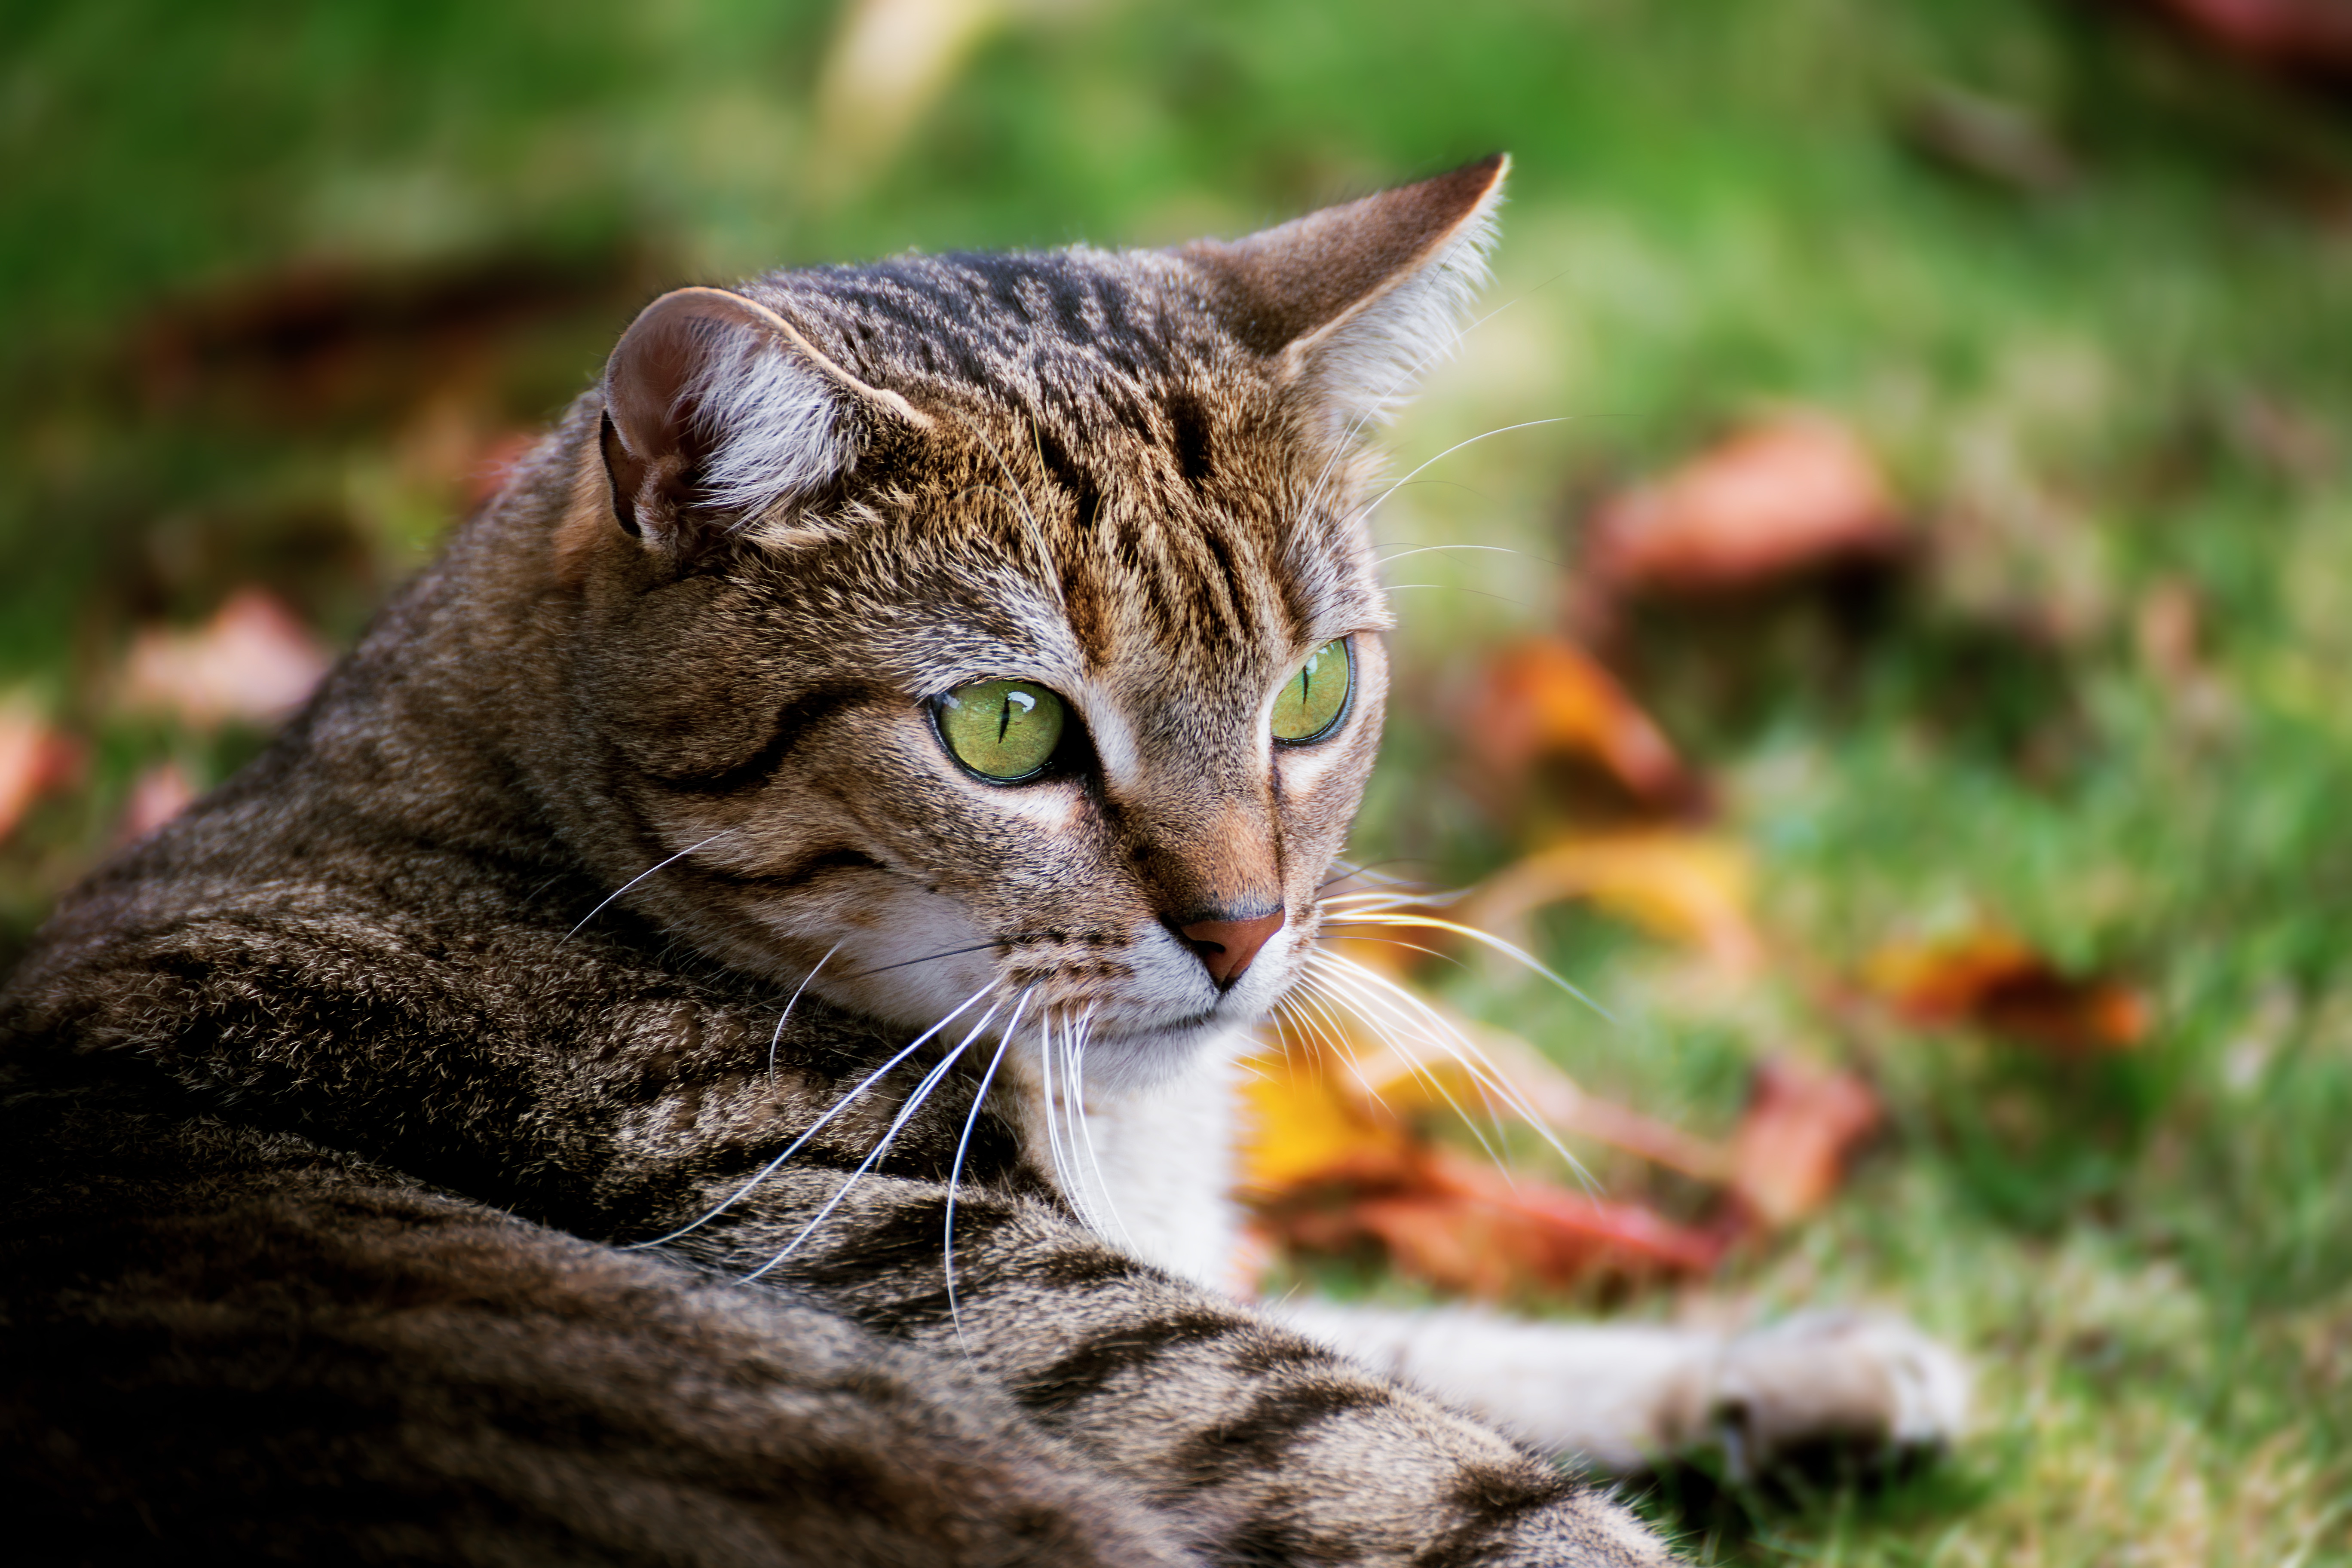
{"left": 536, "top": 156, "right": 1504, "bottom": 1089}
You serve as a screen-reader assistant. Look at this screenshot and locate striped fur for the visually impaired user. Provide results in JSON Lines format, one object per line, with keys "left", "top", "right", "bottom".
{"left": 0, "top": 156, "right": 1680, "bottom": 1565}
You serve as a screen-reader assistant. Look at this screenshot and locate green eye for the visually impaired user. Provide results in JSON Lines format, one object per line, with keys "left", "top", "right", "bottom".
{"left": 1271, "top": 638, "right": 1353, "bottom": 744}
{"left": 935, "top": 679, "right": 1068, "bottom": 782}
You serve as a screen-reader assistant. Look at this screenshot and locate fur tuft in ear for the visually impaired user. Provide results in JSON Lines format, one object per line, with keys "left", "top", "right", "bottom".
{"left": 600, "top": 287, "right": 921, "bottom": 550}
{"left": 1181, "top": 153, "right": 1507, "bottom": 431}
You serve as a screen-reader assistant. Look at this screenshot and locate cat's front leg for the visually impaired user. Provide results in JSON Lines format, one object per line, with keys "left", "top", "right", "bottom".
{"left": 1274, "top": 1301, "right": 1970, "bottom": 1480}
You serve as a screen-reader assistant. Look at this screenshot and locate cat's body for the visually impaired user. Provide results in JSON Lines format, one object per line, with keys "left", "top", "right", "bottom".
{"left": 0, "top": 158, "right": 1957, "bottom": 1565}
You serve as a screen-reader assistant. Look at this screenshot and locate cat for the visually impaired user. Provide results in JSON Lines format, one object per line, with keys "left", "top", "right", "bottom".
{"left": 0, "top": 153, "right": 1963, "bottom": 1566}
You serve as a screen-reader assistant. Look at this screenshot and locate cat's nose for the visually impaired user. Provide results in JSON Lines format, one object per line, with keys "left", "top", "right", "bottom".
{"left": 1178, "top": 909, "right": 1285, "bottom": 987}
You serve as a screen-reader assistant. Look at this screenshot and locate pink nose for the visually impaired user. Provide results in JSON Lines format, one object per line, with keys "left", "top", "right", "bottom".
{"left": 1179, "top": 910, "right": 1285, "bottom": 987}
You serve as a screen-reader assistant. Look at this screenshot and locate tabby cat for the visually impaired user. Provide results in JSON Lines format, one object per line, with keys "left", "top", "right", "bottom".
{"left": 0, "top": 155, "right": 1962, "bottom": 1566}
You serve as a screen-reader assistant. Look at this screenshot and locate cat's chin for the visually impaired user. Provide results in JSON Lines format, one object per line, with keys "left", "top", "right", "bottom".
{"left": 1068, "top": 1006, "right": 1263, "bottom": 1097}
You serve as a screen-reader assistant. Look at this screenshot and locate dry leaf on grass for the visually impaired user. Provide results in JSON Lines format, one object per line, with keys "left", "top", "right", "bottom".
{"left": 1454, "top": 831, "right": 1764, "bottom": 978}
{"left": 121, "top": 588, "right": 331, "bottom": 730}
{"left": 1244, "top": 1009, "right": 1729, "bottom": 1296}
{"left": 1864, "top": 928, "right": 2151, "bottom": 1051}
{"left": 0, "top": 697, "right": 85, "bottom": 843}
{"left": 1464, "top": 637, "right": 1698, "bottom": 808}
{"left": 1276, "top": 1143, "right": 1725, "bottom": 1299}
{"left": 1584, "top": 413, "right": 1905, "bottom": 598}
{"left": 1726, "top": 1056, "right": 1884, "bottom": 1229}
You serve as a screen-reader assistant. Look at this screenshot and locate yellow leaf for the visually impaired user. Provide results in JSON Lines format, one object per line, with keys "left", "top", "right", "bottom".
{"left": 1455, "top": 830, "right": 1762, "bottom": 977}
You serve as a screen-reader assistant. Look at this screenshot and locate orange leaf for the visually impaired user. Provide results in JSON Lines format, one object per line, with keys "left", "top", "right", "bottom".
{"left": 1863, "top": 928, "right": 2150, "bottom": 1051}
{"left": 1241, "top": 1010, "right": 1730, "bottom": 1296}
{"left": 1586, "top": 413, "right": 1905, "bottom": 597}
{"left": 0, "top": 697, "right": 84, "bottom": 844}
{"left": 1263, "top": 1142, "right": 1722, "bottom": 1298}
{"left": 121, "top": 588, "right": 331, "bottom": 730}
{"left": 1466, "top": 638, "right": 1696, "bottom": 806}
{"left": 1726, "top": 1056, "right": 1883, "bottom": 1228}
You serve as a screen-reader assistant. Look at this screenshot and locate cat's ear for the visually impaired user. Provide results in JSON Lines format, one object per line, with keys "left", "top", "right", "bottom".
{"left": 598, "top": 286, "right": 927, "bottom": 552}
{"left": 1181, "top": 153, "right": 1507, "bottom": 429}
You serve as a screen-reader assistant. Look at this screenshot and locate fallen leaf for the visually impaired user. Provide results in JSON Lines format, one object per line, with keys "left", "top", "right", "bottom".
{"left": 121, "top": 588, "right": 331, "bottom": 729}
{"left": 1863, "top": 928, "right": 2151, "bottom": 1051}
{"left": 1243, "top": 1007, "right": 1729, "bottom": 1297}
{"left": 118, "top": 760, "right": 198, "bottom": 843}
{"left": 1258, "top": 1139, "right": 1724, "bottom": 1298}
{"left": 1453, "top": 831, "right": 1764, "bottom": 978}
{"left": 0, "top": 697, "right": 85, "bottom": 843}
{"left": 1308, "top": 1007, "right": 1732, "bottom": 1184}
{"left": 1584, "top": 413, "right": 1905, "bottom": 598}
{"left": 1465, "top": 637, "right": 1697, "bottom": 807}
{"left": 1725, "top": 1056, "right": 1883, "bottom": 1228}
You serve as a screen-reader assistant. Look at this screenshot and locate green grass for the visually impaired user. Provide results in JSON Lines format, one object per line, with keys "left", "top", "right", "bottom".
{"left": 6, "top": 0, "right": 2352, "bottom": 1559}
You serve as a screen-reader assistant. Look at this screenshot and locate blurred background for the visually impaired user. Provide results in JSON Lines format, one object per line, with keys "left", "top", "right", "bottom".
{"left": 5, "top": 0, "right": 2352, "bottom": 1559}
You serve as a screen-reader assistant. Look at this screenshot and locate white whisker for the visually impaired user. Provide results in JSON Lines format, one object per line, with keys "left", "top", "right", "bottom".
{"left": 1314, "top": 907, "right": 1611, "bottom": 1021}
{"left": 769, "top": 939, "right": 845, "bottom": 1080}
{"left": 744, "top": 995, "right": 1009, "bottom": 1280}
{"left": 629, "top": 982, "right": 1000, "bottom": 1251}
{"left": 945, "top": 989, "right": 1029, "bottom": 1352}
{"left": 1281, "top": 978, "right": 1399, "bottom": 1118}
{"left": 1351, "top": 417, "right": 1570, "bottom": 524}
{"left": 1300, "top": 964, "right": 1515, "bottom": 1173}
{"left": 1305, "top": 951, "right": 1588, "bottom": 1184}
{"left": 564, "top": 831, "right": 735, "bottom": 941}
{"left": 1066, "top": 1009, "right": 1134, "bottom": 1250}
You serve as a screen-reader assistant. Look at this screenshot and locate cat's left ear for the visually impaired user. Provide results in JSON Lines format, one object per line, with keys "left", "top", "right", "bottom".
{"left": 598, "top": 286, "right": 928, "bottom": 553}
{"left": 1181, "top": 153, "right": 1507, "bottom": 430}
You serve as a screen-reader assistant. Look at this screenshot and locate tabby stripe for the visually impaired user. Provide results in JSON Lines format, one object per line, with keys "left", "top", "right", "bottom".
{"left": 643, "top": 686, "right": 860, "bottom": 796}
{"left": 1171, "top": 1379, "right": 1391, "bottom": 1492}
{"left": 1214, "top": 1513, "right": 1361, "bottom": 1568}
{"left": 1406, "top": 1462, "right": 1583, "bottom": 1568}
{"left": 1013, "top": 1308, "right": 1242, "bottom": 1419}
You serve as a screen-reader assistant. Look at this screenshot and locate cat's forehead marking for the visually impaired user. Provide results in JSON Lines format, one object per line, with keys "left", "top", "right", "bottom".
{"left": 759, "top": 245, "right": 1382, "bottom": 745}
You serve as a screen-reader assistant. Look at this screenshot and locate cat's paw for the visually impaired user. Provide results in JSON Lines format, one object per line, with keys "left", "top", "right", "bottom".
{"left": 1707, "top": 1312, "right": 1969, "bottom": 1482}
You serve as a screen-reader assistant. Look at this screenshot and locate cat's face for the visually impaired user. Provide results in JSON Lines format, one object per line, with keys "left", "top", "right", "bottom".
{"left": 542, "top": 159, "right": 1504, "bottom": 1089}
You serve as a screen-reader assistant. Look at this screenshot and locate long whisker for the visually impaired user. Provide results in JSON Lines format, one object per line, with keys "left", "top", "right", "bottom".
{"left": 744, "top": 994, "right": 1008, "bottom": 1280}
{"left": 1035, "top": 1005, "right": 1077, "bottom": 1218}
{"left": 1295, "top": 965, "right": 1513, "bottom": 1174}
{"left": 1281, "top": 977, "right": 1399, "bottom": 1118}
{"left": 1310, "top": 930, "right": 1471, "bottom": 972}
{"left": 564, "top": 830, "right": 735, "bottom": 941}
{"left": 1066, "top": 1008, "right": 1135, "bottom": 1250}
{"left": 834, "top": 939, "right": 1002, "bottom": 981}
{"left": 1307, "top": 950, "right": 1588, "bottom": 1182}
{"left": 769, "top": 940, "right": 845, "bottom": 1080}
{"left": 1299, "top": 281, "right": 1551, "bottom": 518}
{"left": 1373, "top": 542, "right": 1545, "bottom": 567}
{"left": 1316, "top": 909, "right": 1611, "bottom": 1020}
{"left": 628, "top": 982, "right": 1001, "bottom": 1251}
{"left": 945, "top": 989, "right": 1028, "bottom": 1352}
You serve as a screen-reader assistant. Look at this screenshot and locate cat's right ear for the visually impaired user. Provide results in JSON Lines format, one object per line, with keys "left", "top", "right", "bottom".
{"left": 598, "top": 287, "right": 928, "bottom": 554}
{"left": 1182, "top": 153, "right": 1507, "bottom": 434}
